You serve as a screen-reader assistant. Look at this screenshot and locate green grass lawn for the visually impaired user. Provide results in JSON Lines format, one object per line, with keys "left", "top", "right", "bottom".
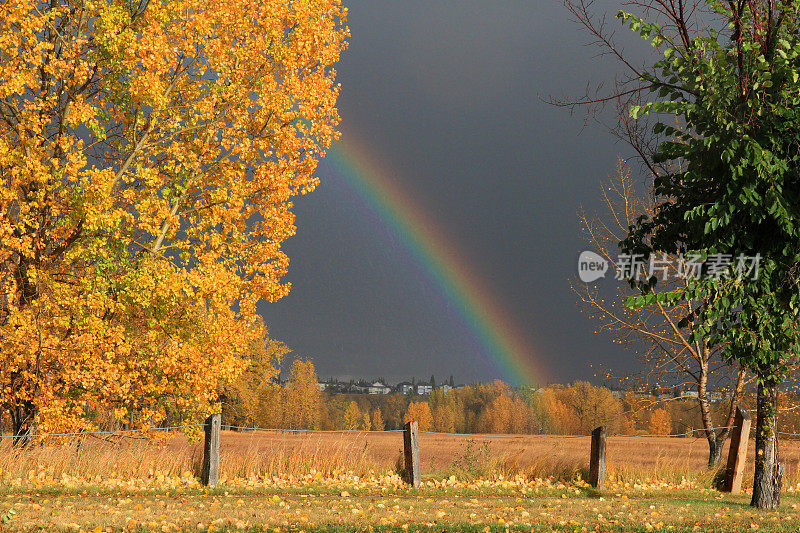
{"left": 2, "top": 481, "right": 800, "bottom": 532}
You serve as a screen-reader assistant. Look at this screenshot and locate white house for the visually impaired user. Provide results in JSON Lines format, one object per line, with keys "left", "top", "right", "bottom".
{"left": 368, "top": 381, "right": 392, "bottom": 395}
{"left": 416, "top": 383, "right": 433, "bottom": 395}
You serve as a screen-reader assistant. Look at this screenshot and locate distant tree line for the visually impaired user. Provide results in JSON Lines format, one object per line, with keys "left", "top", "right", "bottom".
{"left": 221, "top": 360, "right": 800, "bottom": 438}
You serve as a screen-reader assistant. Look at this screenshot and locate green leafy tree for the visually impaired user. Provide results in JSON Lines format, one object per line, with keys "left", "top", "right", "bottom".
{"left": 562, "top": 0, "right": 800, "bottom": 508}
{"left": 612, "top": 3, "right": 800, "bottom": 508}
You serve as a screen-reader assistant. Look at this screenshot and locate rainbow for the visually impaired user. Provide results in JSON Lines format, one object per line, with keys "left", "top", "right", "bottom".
{"left": 323, "top": 133, "right": 551, "bottom": 387}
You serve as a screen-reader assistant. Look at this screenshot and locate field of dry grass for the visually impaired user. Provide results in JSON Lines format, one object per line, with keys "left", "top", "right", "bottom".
{"left": 3, "top": 430, "right": 800, "bottom": 488}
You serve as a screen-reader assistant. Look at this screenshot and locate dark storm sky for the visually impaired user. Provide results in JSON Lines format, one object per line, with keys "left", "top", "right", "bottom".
{"left": 259, "top": 0, "right": 652, "bottom": 386}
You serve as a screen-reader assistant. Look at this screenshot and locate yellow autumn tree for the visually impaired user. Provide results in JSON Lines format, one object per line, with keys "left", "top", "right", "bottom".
{"left": 0, "top": 0, "right": 348, "bottom": 443}
{"left": 405, "top": 401, "right": 433, "bottom": 431}
{"left": 282, "top": 359, "right": 322, "bottom": 430}
{"left": 256, "top": 384, "right": 284, "bottom": 429}
{"left": 382, "top": 394, "right": 408, "bottom": 430}
{"left": 481, "top": 391, "right": 536, "bottom": 434}
{"left": 429, "top": 389, "right": 461, "bottom": 433}
{"left": 649, "top": 408, "right": 672, "bottom": 436}
{"left": 220, "top": 319, "right": 289, "bottom": 427}
{"left": 360, "top": 412, "right": 371, "bottom": 431}
{"left": 541, "top": 382, "right": 624, "bottom": 435}
{"left": 371, "top": 407, "right": 384, "bottom": 431}
{"left": 342, "top": 401, "right": 363, "bottom": 430}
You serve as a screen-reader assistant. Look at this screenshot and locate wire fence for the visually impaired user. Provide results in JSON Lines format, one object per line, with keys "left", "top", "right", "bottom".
{"left": 221, "top": 424, "right": 403, "bottom": 434}
{"left": 0, "top": 424, "right": 203, "bottom": 440}
{"left": 3, "top": 422, "right": 799, "bottom": 441}
{"left": 418, "top": 426, "right": 740, "bottom": 439}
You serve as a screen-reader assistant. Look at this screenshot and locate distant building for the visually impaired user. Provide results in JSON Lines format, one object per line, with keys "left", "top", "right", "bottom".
{"left": 348, "top": 382, "right": 369, "bottom": 394}
{"left": 439, "top": 384, "right": 453, "bottom": 394}
{"left": 368, "top": 381, "right": 392, "bottom": 395}
{"left": 318, "top": 379, "right": 344, "bottom": 392}
{"left": 396, "top": 381, "right": 414, "bottom": 394}
{"left": 416, "top": 382, "right": 433, "bottom": 395}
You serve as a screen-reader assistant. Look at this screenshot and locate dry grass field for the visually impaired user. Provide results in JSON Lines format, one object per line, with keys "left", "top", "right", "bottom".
{"left": 3, "top": 430, "right": 800, "bottom": 488}
{"left": 210, "top": 430, "right": 800, "bottom": 487}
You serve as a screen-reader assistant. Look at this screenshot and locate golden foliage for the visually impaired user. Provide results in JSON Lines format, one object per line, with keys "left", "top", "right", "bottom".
{"left": 257, "top": 385, "right": 282, "bottom": 429}
{"left": 371, "top": 407, "right": 384, "bottom": 431}
{"left": 220, "top": 321, "right": 288, "bottom": 427}
{"left": 540, "top": 381, "right": 624, "bottom": 435}
{"left": 250, "top": 359, "right": 322, "bottom": 430}
{"left": 405, "top": 401, "right": 433, "bottom": 431}
{"left": 361, "top": 411, "right": 371, "bottom": 431}
{"left": 481, "top": 392, "right": 537, "bottom": 434}
{"left": 649, "top": 408, "right": 672, "bottom": 435}
{"left": 0, "top": 0, "right": 348, "bottom": 436}
{"left": 343, "top": 401, "right": 363, "bottom": 431}
{"left": 429, "top": 389, "right": 460, "bottom": 433}
{"left": 283, "top": 360, "right": 323, "bottom": 430}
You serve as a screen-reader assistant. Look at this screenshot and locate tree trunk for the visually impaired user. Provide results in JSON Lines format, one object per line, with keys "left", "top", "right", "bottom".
{"left": 709, "top": 367, "right": 747, "bottom": 470}
{"left": 9, "top": 401, "right": 36, "bottom": 448}
{"left": 751, "top": 380, "right": 783, "bottom": 509}
{"left": 697, "top": 345, "right": 725, "bottom": 469}
{"left": 708, "top": 437, "right": 724, "bottom": 469}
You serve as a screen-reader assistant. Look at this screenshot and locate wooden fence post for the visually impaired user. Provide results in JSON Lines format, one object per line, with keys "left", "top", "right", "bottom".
{"left": 403, "top": 420, "right": 421, "bottom": 488}
{"left": 722, "top": 406, "right": 751, "bottom": 494}
{"left": 202, "top": 413, "right": 221, "bottom": 487}
{"left": 589, "top": 426, "right": 606, "bottom": 489}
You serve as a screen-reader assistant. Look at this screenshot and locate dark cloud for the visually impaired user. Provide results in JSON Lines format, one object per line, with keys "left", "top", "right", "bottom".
{"left": 259, "top": 1, "right": 652, "bottom": 385}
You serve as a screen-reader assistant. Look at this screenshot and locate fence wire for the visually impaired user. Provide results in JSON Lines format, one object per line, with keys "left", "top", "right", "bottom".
{"left": 221, "top": 424, "right": 402, "bottom": 434}
{"left": 0, "top": 424, "right": 202, "bottom": 440}
{"left": 418, "top": 430, "right": 588, "bottom": 439}
{"left": 4, "top": 422, "right": 800, "bottom": 441}
{"left": 418, "top": 426, "right": 739, "bottom": 439}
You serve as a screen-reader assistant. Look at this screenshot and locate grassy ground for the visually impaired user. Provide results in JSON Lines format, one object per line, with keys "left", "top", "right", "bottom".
{"left": 2, "top": 474, "right": 800, "bottom": 531}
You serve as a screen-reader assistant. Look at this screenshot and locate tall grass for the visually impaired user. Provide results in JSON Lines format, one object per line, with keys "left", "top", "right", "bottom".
{"left": 217, "top": 433, "right": 381, "bottom": 479}
{"left": 0, "top": 432, "right": 383, "bottom": 483}
{"left": 1, "top": 431, "right": 798, "bottom": 489}
{"left": 0, "top": 438, "right": 194, "bottom": 482}
{"left": 437, "top": 440, "right": 716, "bottom": 486}
{"left": 431, "top": 436, "right": 800, "bottom": 489}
